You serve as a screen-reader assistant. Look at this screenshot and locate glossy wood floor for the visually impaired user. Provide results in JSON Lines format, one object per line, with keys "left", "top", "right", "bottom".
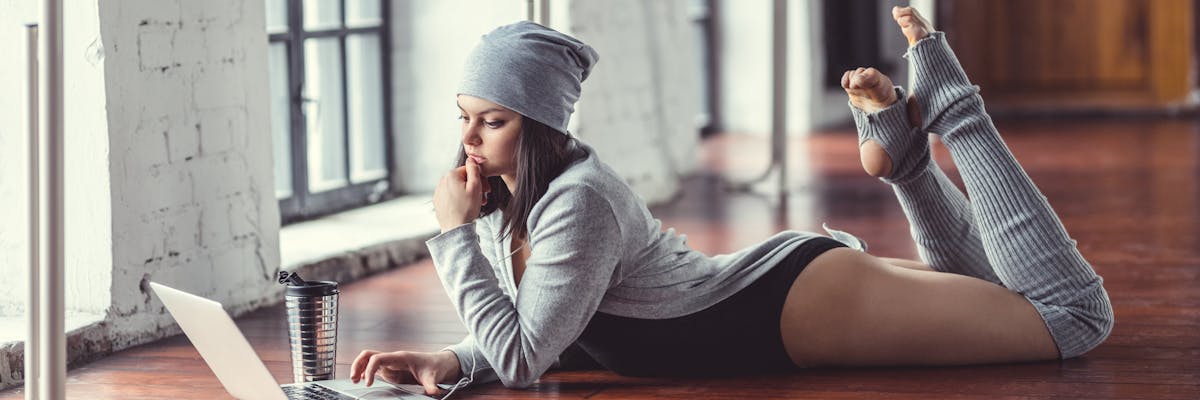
{"left": 3, "top": 118, "right": 1198, "bottom": 399}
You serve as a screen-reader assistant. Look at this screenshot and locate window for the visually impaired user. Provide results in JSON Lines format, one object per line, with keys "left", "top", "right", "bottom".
{"left": 267, "top": 0, "right": 394, "bottom": 224}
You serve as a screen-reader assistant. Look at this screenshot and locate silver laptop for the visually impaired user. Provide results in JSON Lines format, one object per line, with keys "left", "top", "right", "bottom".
{"left": 150, "top": 282, "right": 436, "bottom": 400}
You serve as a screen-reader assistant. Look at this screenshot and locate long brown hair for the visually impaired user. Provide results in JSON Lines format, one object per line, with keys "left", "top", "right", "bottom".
{"left": 455, "top": 116, "right": 582, "bottom": 241}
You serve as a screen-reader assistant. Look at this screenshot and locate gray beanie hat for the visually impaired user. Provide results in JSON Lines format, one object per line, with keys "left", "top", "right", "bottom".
{"left": 458, "top": 21, "right": 599, "bottom": 135}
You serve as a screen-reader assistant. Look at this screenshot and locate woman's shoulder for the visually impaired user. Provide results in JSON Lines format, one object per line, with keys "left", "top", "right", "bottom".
{"left": 548, "top": 141, "right": 628, "bottom": 195}
{"left": 536, "top": 142, "right": 637, "bottom": 215}
{"left": 529, "top": 141, "right": 650, "bottom": 240}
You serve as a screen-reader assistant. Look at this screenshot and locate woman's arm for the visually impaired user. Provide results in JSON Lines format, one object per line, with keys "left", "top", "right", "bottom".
{"left": 427, "top": 185, "right": 621, "bottom": 388}
{"left": 442, "top": 335, "right": 500, "bottom": 386}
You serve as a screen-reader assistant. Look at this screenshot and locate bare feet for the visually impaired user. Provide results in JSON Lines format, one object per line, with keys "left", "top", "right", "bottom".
{"left": 841, "top": 67, "right": 897, "bottom": 114}
{"left": 893, "top": 6, "right": 933, "bottom": 46}
{"left": 842, "top": 68, "right": 899, "bottom": 177}
{"left": 843, "top": 7, "right": 933, "bottom": 179}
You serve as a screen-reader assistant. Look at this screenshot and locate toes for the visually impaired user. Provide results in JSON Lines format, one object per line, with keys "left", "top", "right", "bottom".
{"left": 845, "top": 68, "right": 899, "bottom": 110}
{"left": 892, "top": 6, "right": 933, "bottom": 41}
{"left": 849, "top": 68, "right": 880, "bottom": 89}
{"left": 892, "top": 6, "right": 921, "bottom": 23}
{"left": 855, "top": 68, "right": 893, "bottom": 92}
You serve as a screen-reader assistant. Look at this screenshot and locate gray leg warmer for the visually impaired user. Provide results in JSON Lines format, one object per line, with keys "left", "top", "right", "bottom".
{"left": 850, "top": 88, "right": 1003, "bottom": 285}
{"left": 909, "top": 32, "right": 1114, "bottom": 359}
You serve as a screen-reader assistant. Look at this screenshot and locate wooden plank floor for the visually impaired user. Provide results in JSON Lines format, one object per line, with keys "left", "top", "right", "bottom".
{"left": 3, "top": 118, "right": 1198, "bottom": 399}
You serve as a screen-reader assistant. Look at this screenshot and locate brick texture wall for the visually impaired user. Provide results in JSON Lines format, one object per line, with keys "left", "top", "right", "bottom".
{"left": 568, "top": 0, "right": 702, "bottom": 204}
{"left": 97, "top": 0, "right": 281, "bottom": 351}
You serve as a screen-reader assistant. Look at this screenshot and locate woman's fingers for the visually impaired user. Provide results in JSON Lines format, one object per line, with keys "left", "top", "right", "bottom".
{"left": 465, "top": 159, "right": 484, "bottom": 205}
{"left": 465, "top": 158, "right": 480, "bottom": 185}
{"left": 433, "top": 162, "right": 486, "bottom": 230}
{"left": 351, "top": 351, "right": 453, "bottom": 395}
{"left": 417, "top": 369, "right": 444, "bottom": 396}
{"left": 350, "top": 350, "right": 378, "bottom": 383}
{"left": 363, "top": 353, "right": 388, "bottom": 387}
{"left": 362, "top": 355, "right": 378, "bottom": 387}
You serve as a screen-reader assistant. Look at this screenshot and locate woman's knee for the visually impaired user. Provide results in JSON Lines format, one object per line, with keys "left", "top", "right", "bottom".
{"left": 1069, "top": 286, "right": 1114, "bottom": 358}
{"left": 1033, "top": 284, "right": 1114, "bottom": 359}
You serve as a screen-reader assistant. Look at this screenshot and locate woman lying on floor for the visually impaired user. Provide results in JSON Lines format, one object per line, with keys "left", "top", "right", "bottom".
{"left": 348, "top": 7, "right": 1113, "bottom": 396}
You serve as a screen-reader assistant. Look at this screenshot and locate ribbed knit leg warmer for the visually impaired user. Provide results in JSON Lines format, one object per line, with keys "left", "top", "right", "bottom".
{"left": 910, "top": 32, "right": 1113, "bottom": 358}
{"left": 850, "top": 88, "right": 1003, "bottom": 286}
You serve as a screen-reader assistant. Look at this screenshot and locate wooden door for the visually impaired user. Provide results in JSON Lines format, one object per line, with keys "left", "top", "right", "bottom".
{"left": 938, "top": 0, "right": 1194, "bottom": 112}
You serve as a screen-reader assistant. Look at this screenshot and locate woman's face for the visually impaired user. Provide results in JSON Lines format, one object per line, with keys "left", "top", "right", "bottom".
{"left": 458, "top": 95, "right": 522, "bottom": 178}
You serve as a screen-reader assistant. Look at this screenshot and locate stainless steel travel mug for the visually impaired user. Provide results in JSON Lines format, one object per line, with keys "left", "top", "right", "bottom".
{"left": 283, "top": 278, "right": 339, "bottom": 383}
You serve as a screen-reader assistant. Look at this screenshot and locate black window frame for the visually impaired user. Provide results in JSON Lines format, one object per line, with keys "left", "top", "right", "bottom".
{"left": 270, "top": 0, "right": 397, "bottom": 225}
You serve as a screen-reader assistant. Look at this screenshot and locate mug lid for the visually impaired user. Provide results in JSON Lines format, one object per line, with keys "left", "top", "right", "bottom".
{"left": 285, "top": 280, "right": 339, "bottom": 297}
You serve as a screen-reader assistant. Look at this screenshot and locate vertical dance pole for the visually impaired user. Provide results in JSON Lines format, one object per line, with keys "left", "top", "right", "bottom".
{"left": 25, "top": 23, "right": 41, "bottom": 400}
{"left": 526, "top": 0, "right": 549, "bottom": 25}
{"left": 536, "top": 0, "right": 549, "bottom": 26}
{"left": 721, "top": 0, "right": 789, "bottom": 196}
{"left": 771, "top": 0, "right": 788, "bottom": 194}
{"left": 39, "top": 0, "right": 66, "bottom": 397}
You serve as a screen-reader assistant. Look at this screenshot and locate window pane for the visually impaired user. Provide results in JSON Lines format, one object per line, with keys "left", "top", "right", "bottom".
{"left": 269, "top": 42, "right": 293, "bottom": 198}
{"left": 303, "top": 38, "right": 347, "bottom": 192}
{"left": 346, "top": 34, "right": 386, "bottom": 183}
{"left": 303, "top": 0, "right": 341, "bottom": 31}
{"left": 266, "top": 0, "right": 288, "bottom": 34}
{"left": 346, "top": 0, "right": 381, "bottom": 28}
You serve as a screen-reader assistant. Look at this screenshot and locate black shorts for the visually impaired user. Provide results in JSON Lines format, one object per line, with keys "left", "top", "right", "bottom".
{"left": 570, "top": 236, "right": 848, "bottom": 377}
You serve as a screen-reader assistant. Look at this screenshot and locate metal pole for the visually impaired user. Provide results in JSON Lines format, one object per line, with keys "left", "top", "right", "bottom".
{"left": 39, "top": 0, "right": 66, "bottom": 396}
{"left": 25, "top": 23, "right": 41, "bottom": 400}
{"left": 527, "top": 0, "right": 549, "bottom": 25}
{"left": 720, "top": 0, "right": 788, "bottom": 195}
{"left": 771, "top": 0, "right": 787, "bottom": 193}
{"left": 538, "top": 0, "right": 550, "bottom": 26}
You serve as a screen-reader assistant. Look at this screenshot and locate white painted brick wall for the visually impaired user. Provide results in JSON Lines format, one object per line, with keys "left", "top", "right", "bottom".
{"left": 0, "top": 0, "right": 41, "bottom": 320}
{"left": 98, "top": 0, "right": 280, "bottom": 346}
{"left": 0, "top": 0, "right": 114, "bottom": 317}
{"left": 568, "top": 0, "right": 702, "bottom": 204}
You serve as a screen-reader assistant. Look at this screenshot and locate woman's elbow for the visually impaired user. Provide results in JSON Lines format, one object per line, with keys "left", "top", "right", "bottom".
{"left": 497, "top": 373, "right": 538, "bottom": 389}
{"left": 495, "top": 363, "right": 544, "bottom": 389}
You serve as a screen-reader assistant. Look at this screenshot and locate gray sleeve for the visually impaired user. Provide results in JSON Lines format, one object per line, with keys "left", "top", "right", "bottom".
{"left": 426, "top": 185, "right": 621, "bottom": 388}
{"left": 442, "top": 335, "right": 499, "bottom": 387}
{"left": 473, "top": 214, "right": 497, "bottom": 264}
{"left": 440, "top": 215, "right": 501, "bottom": 387}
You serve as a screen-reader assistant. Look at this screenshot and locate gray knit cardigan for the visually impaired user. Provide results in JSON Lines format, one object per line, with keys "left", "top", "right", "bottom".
{"left": 427, "top": 141, "right": 855, "bottom": 388}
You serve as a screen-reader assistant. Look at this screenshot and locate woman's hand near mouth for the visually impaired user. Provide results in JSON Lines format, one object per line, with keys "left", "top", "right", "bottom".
{"left": 434, "top": 157, "right": 490, "bottom": 232}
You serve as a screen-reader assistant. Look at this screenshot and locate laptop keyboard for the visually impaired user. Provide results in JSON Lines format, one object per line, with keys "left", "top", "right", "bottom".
{"left": 282, "top": 384, "right": 356, "bottom": 400}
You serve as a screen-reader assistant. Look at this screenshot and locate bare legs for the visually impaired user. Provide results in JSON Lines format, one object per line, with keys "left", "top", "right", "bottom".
{"left": 780, "top": 248, "right": 1057, "bottom": 366}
